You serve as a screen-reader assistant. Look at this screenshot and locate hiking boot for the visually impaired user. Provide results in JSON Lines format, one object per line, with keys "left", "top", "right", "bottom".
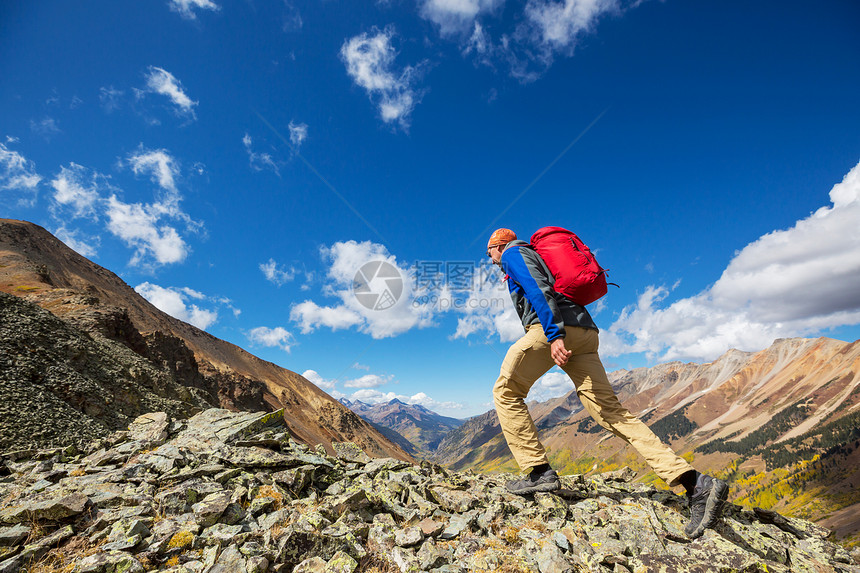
{"left": 505, "top": 468, "right": 560, "bottom": 495}
{"left": 685, "top": 473, "right": 729, "bottom": 539}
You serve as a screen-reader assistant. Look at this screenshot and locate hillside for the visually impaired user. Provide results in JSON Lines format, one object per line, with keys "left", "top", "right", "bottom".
{"left": 433, "top": 337, "right": 860, "bottom": 545}
{"left": 0, "top": 218, "right": 410, "bottom": 461}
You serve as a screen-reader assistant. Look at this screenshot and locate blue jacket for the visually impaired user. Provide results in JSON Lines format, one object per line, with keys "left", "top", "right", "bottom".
{"left": 500, "top": 240, "right": 598, "bottom": 342}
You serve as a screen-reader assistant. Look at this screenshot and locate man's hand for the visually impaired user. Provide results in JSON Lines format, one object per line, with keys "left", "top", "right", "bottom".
{"left": 551, "top": 338, "right": 572, "bottom": 367}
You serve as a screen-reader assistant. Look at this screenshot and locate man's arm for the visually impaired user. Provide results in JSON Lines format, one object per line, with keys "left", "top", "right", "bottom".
{"left": 501, "top": 246, "right": 566, "bottom": 342}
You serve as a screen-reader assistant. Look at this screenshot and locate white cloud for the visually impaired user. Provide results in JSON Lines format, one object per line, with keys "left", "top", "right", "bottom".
{"left": 420, "top": 0, "right": 503, "bottom": 36}
{"left": 290, "top": 300, "right": 365, "bottom": 333}
{"left": 0, "top": 142, "right": 42, "bottom": 202}
{"left": 449, "top": 0, "right": 634, "bottom": 82}
{"left": 343, "top": 374, "right": 393, "bottom": 389}
{"left": 144, "top": 66, "right": 198, "bottom": 119}
{"left": 289, "top": 121, "right": 308, "bottom": 148}
{"left": 523, "top": 0, "right": 618, "bottom": 51}
{"left": 50, "top": 163, "right": 101, "bottom": 218}
{"left": 99, "top": 86, "right": 125, "bottom": 113}
{"left": 135, "top": 282, "right": 219, "bottom": 330}
{"left": 302, "top": 369, "right": 336, "bottom": 391}
{"left": 604, "top": 160, "right": 860, "bottom": 362}
{"left": 347, "top": 389, "right": 464, "bottom": 410}
{"left": 127, "top": 148, "right": 179, "bottom": 195}
{"left": 30, "top": 117, "right": 61, "bottom": 140}
{"left": 54, "top": 226, "right": 99, "bottom": 258}
{"left": 528, "top": 369, "right": 574, "bottom": 402}
{"left": 168, "top": 0, "right": 219, "bottom": 20}
{"left": 46, "top": 154, "right": 197, "bottom": 269}
{"left": 247, "top": 326, "right": 295, "bottom": 353}
{"left": 106, "top": 196, "right": 189, "bottom": 266}
{"left": 449, "top": 261, "right": 523, "bottom": 342}
{"left": 103, "top": 147, "right": 199, "bottom": 267}
{"left": 290, "top": 240, "right": 436, "bottom": 338}
{"left": 463, "top": 22, "right": 495, "bottom": 60}
{"left": 242, "top": 134, "right": 280, "bottom": 175}
{"left": 407, "top": 391, "right": 465, "bottom": 411}
{"left": 340, "top": 28, "right": 423, "bottom": 128}
{"left": 282, "top": 1, "right": 303, "bottom": 32}
{"left": 260, "top": 258, "right": 296, "bottom": 286}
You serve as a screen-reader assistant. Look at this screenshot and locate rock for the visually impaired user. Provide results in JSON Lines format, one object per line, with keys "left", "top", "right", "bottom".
{"left": 257, "top": 509, "right": 292, "bottom": 531}
{"left": 364, "top": 458, "right": 411, "bottom": 476}
{"left": 537, "top": 541, "right": 573, "bottom": 573}
{"left": 248, "top": 497, "right": 275, "bottom": 516}
{"left": 332, "top": 443, "right": 371, "bottom": 465}
{"left": 127, "top": 413, "right": 170, "bottom": 446}
{"left": 366, "top": 525, "right": 395, "bottom": 554}
{"left": 247, "top": 555, "right": 269, "bottom": 573}
{"left": 217, "top": 446, "right": 297, "bottom": 468}
{"left": 293, "top": 556, "right": 326, "bottom": 572}
{"left": 429, "top": 486, "right": 478, "bottom": 513}
{"left": 534, "top": 492, "right": 568, "bottom": 519}
{"left": 324, "top": 550, "right": 358, "bottom": 573}
{"left": 18, "top": 524, "right": 74, "bottom": 564}
{"left": 192, "top": 491, "right": 231, "bottom": 527}
{"left": 417, "top": 518, "right": 444, "bottom": 538}
{"left": 602, "top": 467, "right": 636, "bottom": 482}
{"left": 272, "top": 466, "right": 314, "bottom": 492}
{"left": 220, "top": 502, "right": 246, "bottom": 526}
{"left": 0, "top": 525, "right": 29, "bottom": 547}
{"left": 394, "top": 526, "right": 423, "bottom": 548}
{"left": 276, "top": 528, "right": 364, "bottom": 568}
{"left": 324, "top": 490, "right": 370, "bottom": 519}
{"left": 199, "top": 523, "right": 243, "bottom": 546}
{"left": 75, "top": 550, "right": 145, "bottom": 573}
{"left": 390, "top": 546, "right": 418, "bottom": 572}
{"left": 0, "top": 409, "right": 854, "bottom": 573}
{"left": 209, "top": 543, "right": 245, "bottom": 572}
{"left": 417, "top": 538, "right": 449, "bottom": 570}
{"left": 438, "top": 513, "right": 473, "bottom": 540}
{"left": 0, "top": 492, "right": 89, "bottom": 523}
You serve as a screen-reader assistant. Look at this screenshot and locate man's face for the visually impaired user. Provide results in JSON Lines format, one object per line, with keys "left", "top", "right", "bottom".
{"left": 488, "top": 243, "right": 505, "bottom": 265}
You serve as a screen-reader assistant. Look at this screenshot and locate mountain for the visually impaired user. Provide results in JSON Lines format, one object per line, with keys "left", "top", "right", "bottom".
{"left": 433, "top": 337, "right": 860, "bottom": 544}
{"left": 340, "top": 398, "right": 464, "bottom": 455}
{"left": 0, "top": 219, "right": 410, "bottom": 461}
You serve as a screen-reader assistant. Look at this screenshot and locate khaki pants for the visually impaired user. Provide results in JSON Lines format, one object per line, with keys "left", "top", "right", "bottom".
{"left": 493, "top": 325, "right": 693, "bottom": 486}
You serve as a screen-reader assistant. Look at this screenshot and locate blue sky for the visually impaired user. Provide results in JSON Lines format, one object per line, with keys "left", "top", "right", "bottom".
{"left": 2, "top": 0, "right": 859, "bottom": 418}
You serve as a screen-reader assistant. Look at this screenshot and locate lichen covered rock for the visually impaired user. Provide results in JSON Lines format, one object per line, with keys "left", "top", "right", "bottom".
{"left": 0, "top": 409, "right": 856, "bottom": 573}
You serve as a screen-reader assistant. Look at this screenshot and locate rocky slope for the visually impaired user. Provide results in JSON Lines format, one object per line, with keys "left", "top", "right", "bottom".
{"left": 341, "top": 399, "right": 464, "bottom": 455}
{"left": 0, "top": 291, "right": 213, "bottom": 451}
{"left": 432, "top": 337, "right": 860, "bottom": 543}
{"left": 2, "top": 409, "right": 859, "bottom": 573}
{"left": 0, "top": 218, "right": 409, "bottom": 461}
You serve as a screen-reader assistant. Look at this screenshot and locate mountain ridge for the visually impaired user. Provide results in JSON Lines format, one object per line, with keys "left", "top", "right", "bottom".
{"left": 340, "top": 397, "right": 464, "bottom": 455}
{"left": 0, "top": 218, "right": 410, "bottom": 461}
{"left": 431, "top": 335, "right": 860, "bottom": 544}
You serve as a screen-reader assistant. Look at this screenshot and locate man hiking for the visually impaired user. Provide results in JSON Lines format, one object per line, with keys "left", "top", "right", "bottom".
{"left": 487, "top": 227, "right": 728, "bottom": 539}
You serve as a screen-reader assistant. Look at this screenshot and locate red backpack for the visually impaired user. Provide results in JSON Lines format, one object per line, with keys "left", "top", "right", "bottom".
{"left": 530, "top": 226, "right": 614, "bottom": 306}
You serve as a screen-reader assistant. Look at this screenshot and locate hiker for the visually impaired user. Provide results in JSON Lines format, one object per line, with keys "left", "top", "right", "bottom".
{"left": 487, "top": 227, "right": 728, "bottom": 539}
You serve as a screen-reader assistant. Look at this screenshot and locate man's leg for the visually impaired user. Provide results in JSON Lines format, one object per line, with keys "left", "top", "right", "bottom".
{"left": 560, "top": 326, "right": 727, "bottom": 537}
{"left": 493, "top": 327, "right": 555, "bottom": 472}
{"left": 560, "top": 327, "right": 693, "bottom": 484}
